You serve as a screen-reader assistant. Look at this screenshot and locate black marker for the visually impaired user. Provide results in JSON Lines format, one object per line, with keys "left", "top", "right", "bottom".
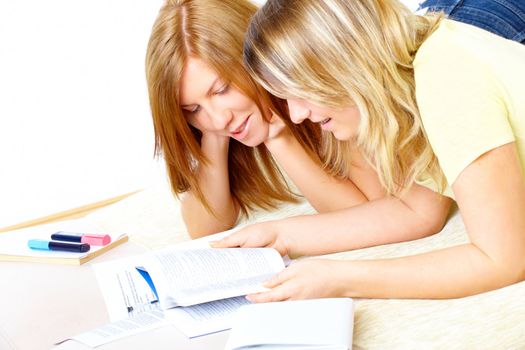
{"left": 28, "top": 239, "right": 90, "bottom": 253}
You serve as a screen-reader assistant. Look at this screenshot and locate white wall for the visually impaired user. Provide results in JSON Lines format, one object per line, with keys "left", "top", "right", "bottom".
{"left": 0, "top": 0, "right": 423, "bottom": 229}
{"left": 252, "top": 0, "right": 422, "bottom": 10}
{"left": 0, "top": 1, "right": 165, "bottom": 228}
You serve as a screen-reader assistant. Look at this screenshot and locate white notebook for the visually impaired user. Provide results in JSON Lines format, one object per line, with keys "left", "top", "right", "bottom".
{"left": 225, "top": 298, "right": 354, "bottom": 350}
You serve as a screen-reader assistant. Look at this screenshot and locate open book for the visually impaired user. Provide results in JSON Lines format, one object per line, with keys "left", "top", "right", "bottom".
{"left": 225, "top": 298, "right": 354, "bottom": 350}
{"left": 139, "top": 247, "right": 285, "bottom": 308}
{"left": 93, "top": 244, "right": 286, "bottom": 337}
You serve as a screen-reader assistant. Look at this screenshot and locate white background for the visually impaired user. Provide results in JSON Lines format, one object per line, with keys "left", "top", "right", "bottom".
{"left": 0, "top": 0, "right": 421, "bottom": 229}
{"left": 0, "top": 0, "right": 164, "bottom": 228}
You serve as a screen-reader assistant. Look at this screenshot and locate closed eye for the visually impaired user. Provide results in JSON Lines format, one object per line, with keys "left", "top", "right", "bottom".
{"left": 184, "top": 105, "right": 201, "bottom": 114}
{"left": 214, "top": 83, "right": 230, "bottom": 95}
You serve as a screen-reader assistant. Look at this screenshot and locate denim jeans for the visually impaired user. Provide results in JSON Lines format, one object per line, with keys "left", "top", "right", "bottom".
{"left": 419, "top": 0, "right": 525, "bottom": 43}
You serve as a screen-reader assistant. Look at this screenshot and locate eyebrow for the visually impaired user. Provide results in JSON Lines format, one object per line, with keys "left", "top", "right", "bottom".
{"left": 180, "top": 77, "right": 221, "bottom": 108}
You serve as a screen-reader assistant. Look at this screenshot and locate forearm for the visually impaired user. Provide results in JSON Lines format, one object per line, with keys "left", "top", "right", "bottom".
{"left": 181, "top": 136, "right": 239, "bottom": 238}
{"left": 335, "top": 243, "right": 523, "bottom": 299}
{"left": 279, "top": 193, "right": 450, "bottom": 257}
{"left": 265, "top": 132, "right": 367, "bottom": 212}
{"left": 181, "top": 191, "right": 238, "bottom": 238}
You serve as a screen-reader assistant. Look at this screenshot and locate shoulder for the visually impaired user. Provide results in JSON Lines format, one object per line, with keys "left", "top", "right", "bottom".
{"left": 412, "top": 20, "right": 520, "bottom": 186}
{"left": 414, "top": 19, "right": 525, "bottom": 87}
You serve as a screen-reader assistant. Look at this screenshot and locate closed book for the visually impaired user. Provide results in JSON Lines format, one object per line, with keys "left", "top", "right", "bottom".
{"left": 0, "top": 219, "right": 128, "bottom": 265}
{"left": 225, "top": 298, "right": 354, "bottom": 350}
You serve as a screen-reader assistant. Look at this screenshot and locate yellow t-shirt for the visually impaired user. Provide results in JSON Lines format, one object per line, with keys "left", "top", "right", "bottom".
{"left": 414, "top": 19, "right": 525, "bottom": 198}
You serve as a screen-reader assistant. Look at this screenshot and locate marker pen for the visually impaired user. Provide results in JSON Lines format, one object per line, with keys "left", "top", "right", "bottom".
{"left": 51, "top": 231, "right": 111, "bottom": 246}
{"left": 28, "top": 239, "right": 90, "bottom": 253}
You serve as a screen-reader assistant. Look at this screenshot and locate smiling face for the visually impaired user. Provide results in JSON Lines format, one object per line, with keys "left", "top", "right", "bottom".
{"left": 179, "top": 57, "right": 270, "bottom": 147}
{"left": 286, "top": 98, "right": 360, "bottom": 141}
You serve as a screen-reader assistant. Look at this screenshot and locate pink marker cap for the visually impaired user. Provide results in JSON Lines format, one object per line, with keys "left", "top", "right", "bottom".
{"left": 81, "top": 234, "right": 111, "bottom": 246}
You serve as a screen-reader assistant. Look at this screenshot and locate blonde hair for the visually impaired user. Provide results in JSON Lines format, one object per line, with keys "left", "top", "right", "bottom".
{"left": 244, "top": 0, "right": 445, "bottom": 195}
{"left": 146, "top": 0, "right": 322, "bottom": 215}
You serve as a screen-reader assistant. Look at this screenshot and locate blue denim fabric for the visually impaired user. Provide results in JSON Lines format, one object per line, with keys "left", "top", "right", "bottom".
{"left": 419, "top": 0, "right": 525, "bottom": 43}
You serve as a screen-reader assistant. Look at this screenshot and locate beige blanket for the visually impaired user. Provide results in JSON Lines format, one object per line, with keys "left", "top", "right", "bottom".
{"left": 86, "top": 184, "right": 525, "bottom": 349}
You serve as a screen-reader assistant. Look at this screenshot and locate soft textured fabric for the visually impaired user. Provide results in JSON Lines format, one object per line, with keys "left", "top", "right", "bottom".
{"left": 83, "top": 185, "right": 525, "bottom": 349}
{"left": 414, "top": 19, "right": 525, "bottom": 197}
{"left": 3, "top": 186, "right": 524, "bottom": 349}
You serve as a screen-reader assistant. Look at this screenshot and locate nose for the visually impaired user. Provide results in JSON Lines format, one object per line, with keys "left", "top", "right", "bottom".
{"left": 287, "top": 99, "right": 310, "bottom": 124}
{"left": 208, "top": 107, "right": 233, "bottom": 131}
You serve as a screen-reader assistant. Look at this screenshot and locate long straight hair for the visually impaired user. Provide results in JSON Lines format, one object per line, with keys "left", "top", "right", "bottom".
{"left": 146, "top": 0, "right": 322, "bottom": 215}
{"left": 244, "top": 0, "right": 445, "bottom": 195}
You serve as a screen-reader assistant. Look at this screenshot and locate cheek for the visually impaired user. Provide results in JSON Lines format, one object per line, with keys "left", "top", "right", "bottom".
{"left": 244, "top": 113, "right": 270, "bottom": 147}
{"left": 253, "top": 109, "right": 269, "bottom": 128}
{"left": 341, "top": 107, "right": 360, "bottom": 127}
{"left": 186, "top": 114, "right": 214, "bottom": 132}
{"left": 256, "top": 117, "right": 270, "bottom": 136}
{"left": 185, "top": 115, "right": 201, "bottom": 128}
{"left": 227, "top": 90, "right": 252, "bottom": 108}
{"left": 350, "top": 106, "right": 361, "bottom": 120}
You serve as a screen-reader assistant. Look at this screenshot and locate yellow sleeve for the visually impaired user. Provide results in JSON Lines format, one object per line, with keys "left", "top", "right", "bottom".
{"left": 414, "top": 39, "right": 514, "bottom": 187}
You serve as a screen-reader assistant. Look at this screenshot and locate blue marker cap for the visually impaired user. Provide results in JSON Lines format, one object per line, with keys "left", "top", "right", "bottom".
{"left": 27, "top": 239, "right": 90, "bottom": 253}
{"left": 28, "top": 239, "right": 50, "bottom": 250}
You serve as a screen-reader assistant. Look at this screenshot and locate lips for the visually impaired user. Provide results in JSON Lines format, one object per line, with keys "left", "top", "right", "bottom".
{"left": 230, "top": 114, "right": 252, "bottom": 141}
{"left": 231, "top": 118, "right": 249, "bottom": 135}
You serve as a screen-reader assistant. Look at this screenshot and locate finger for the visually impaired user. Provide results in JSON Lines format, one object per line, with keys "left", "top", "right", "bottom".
{"left": 263, "top": 268, "right": 292, "bottom": 288}
{"left": 209, "top": 231, "right": 246, "bottom": 248}
{"left": 246, "top": 287, "right": 289, "bottom": 303}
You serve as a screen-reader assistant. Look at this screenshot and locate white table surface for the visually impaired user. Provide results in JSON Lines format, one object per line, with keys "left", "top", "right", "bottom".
{"left": 0, "top": 241, "right": 229, "bottom": 350}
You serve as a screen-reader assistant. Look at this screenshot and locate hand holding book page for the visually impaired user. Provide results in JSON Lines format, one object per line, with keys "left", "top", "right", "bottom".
{"left": 139, "top": 248, "right": 285, "bottom": 309}
{"left": 225, "top": 298, "right": 354, "bottom": 350}
{"left": 94, "top": 245, "right": 287, "bottom": 338}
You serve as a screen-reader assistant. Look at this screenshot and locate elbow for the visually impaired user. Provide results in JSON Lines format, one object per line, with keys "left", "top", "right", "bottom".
{"left": 426, "top": 214, "right": 449, "bottom": 236}
{"left": 412, "top": 214, "right": 449, "bottom": 240}
{"left": 185, "top": 221, "right": 234, "bottom": 239}
{"left": 485, "top": 250, "right": 525, "bottom": 290}
{"left": 186, "top": 225, "right": 213, "bottom": 239}
{"left": 181, "top": 206, "right": 236, "bottom": 239}
{"left": 507, "top": 256, "right": 525, "bottom": 285}
{"left": 415, "top": 200, "right": 452, "bottom": 239}
{"left": 182, "top": 215, "right": 234, "bottom": 240}
{"left": 314, "top": 196, "right": 369, "bottom": 213}
{"left": 180, "top": 193, "right": 239, "bottom": 239}
{"left": 497, "top": 238, "right": 525, "bottom": 285}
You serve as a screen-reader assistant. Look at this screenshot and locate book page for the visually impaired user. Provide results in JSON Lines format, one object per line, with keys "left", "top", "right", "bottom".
{"left": 57, "top": 309, "right": 167, "bottom": 348}
{"left": 93, "top": 255, "right": 160, "bottom": 321}
{"left": 92, "top": 235, "right": 235, "bottom": 320}
{"left": 164, "top": 296, "right": 251, "bottom": 338}
{"left": 143, "top": 248, "right": 284, "bottom": 308}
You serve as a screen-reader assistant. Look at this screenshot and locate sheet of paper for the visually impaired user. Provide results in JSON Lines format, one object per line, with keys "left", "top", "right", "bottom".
{"left": 91, "top": 235, "right": 232, "bottom": 321}
{"left": 93, "top": 231, "right": 279, "bottom": 339}
{"left": 58, "top": 309, "right": 167, "bottom": 348}
{"left": 225, "top": 298, "right": 354, "bottom": 350}
{"left": 164, "top": 296, "right": 252, "bottom": 338}
{"left": 94, "top": 255, "right": 253, "bottom": 338}
{"left": 0, "top": 219, "right": 125, "bottom": 260}
{"left": 144, "top": 248, "right": 284, "bottom": 307}
{"left": 93, "top": 255, "right": 160, "bottom": 321}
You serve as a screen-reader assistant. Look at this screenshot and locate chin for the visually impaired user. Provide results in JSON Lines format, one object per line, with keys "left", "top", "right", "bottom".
{"left": 246, "top": 129, "right": 269, "bottom": 147}
{"left": 242, "top": 136, "right": 265, "bottom": 147}
{"left": 247, "top": 126, "right": 270, "bottom": 147}
{"left": 332, "top": 129, "right": 354, "bottom": 141}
